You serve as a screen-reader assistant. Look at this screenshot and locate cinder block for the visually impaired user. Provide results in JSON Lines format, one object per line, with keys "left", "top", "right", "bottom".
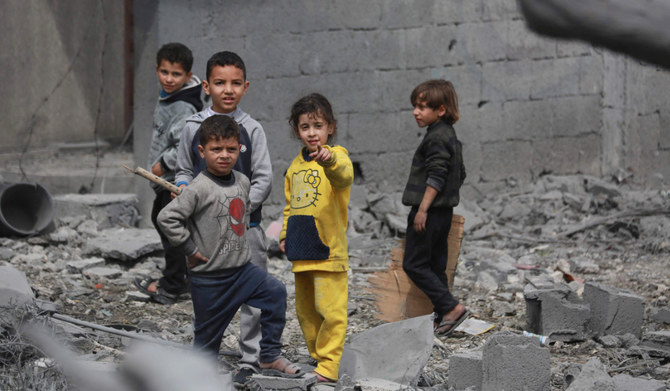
{"left": 650, "top": 307, "right": 670, "bottom": 324}
{"left": 529, "top": 58, "right": 581, "bottom": 99}
{"left": 481, "top": 332, "right": 551, "bottom": 391}
{"left": 480, "top": 140, "right": 533, "bottom": 182}
{"left": 524, "top": 284, "right": 590, "bottom": 342}
{"left": 583, "top": 282, "right": 645, "bottom": 338}
{"left": 506, "top": 20, "right": 557, "bottom": 61}
{"left": 457, "top": 22, "right": 508, "bottom": 62}
{"left": 448, "top": 350, "right": 483, "bottom": 391}
{"left": 639, "top": 331, "right": 670, "bottom": 359}
{"left": 482, "top": 60, "right": 534, "bottom": 103}
{"left": 611, "top": 373, "right": 666, "bottom": 391}
{"left": 532, "top": 134, "right": 601, "bottom": 177}
{"left": 250, "top": 373, "right": 316, "bottom": 390}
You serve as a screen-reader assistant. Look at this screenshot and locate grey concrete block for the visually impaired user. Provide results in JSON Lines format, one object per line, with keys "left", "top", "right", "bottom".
{"left": 481, "top": 332, "right": 551, "bottom": 391}
{"left": 250, "top": 373, "right": 316, "bottom": 390}
{"left": 482, "top": 60, "right": 534, "bottom": 103}
{"left": 650, "top": 307, "right": 670, "bottom": 324}
{"left": 480, "top": 140, "right": 534, "bottom": 182}
{"left": 524, "top": 284, "right": 590, "bottom": 342}
{"left": 84, "top": 228, "right": 161, "bottom": 262}
{"left": 339, "top": 314, "right": 433, "bottom": 386}
{"left": 611, "top": 373, "right": 666, "bottom": 391}
{"left": 506, "top": 19, "right": 557, "bottom": 60}
{"left": 565, "top": 358, "right": 617, "bottom": 391}
{"left": 124, "top": 291, "right": 151, "bottom": 302}
{"left": 639, "top": 331, "right": 670, "bottom": 359}
{"left": 448, "top": 350, "right": 483, "bottom": 391}
{"left": 529, "top": 57, "right": 582, "bottom": 99}
{"left": 457, "top": 22, "right": 508, "bottom": 62}
{"left": 66, "top": 258, "right": 106, "bottom": 273}
{"left": 53, "top": 194, "right": 139, "bottom": 229}
{"left": 532, "top": 134, "right": 602, "bottom": 177}
{"left": 0, "top": 265, "right": 34, "bottom": 306}
{"left": 583, "top": 282, "right": 645, "bottom": 338}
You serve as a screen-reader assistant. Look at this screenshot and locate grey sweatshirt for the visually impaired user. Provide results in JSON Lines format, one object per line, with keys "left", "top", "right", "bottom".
{"left": 147, "top": 76, "right": 202, "bottom": 193}
{"left": 175, "top": 107, "right": 272, "bottom": 217}
{"left": 157, "top": 170, "right": 251, "bottom": 275}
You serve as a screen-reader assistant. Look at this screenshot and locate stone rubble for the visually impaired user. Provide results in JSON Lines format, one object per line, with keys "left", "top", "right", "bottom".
{"left": 0, "top": 174, "right": 668, "bottom": 390}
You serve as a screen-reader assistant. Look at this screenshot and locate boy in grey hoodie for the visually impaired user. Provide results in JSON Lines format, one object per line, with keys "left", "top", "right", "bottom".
{"left": 175, "top": 51, "right": 272, "bottom": 382}
{"left": 135, "top": 43, "right": 203, "bottom": 304}
{"left": 158, "top": 115, "right": 300, "bottom": 381}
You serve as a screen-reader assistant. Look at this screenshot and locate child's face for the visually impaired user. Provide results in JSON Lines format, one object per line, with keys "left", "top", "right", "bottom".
{"left": 156, "top": 60, "right": 192, "bottom": 94}
{"left": 198, "top": 136, "right": 241, "bottom": 177}
{"left": 296, "top": 112, "right": 333, "bottom": 153}
{"left": 203, "top": 65, "right": 249, "bottom": 114}
{"left": 413, "top": 99, "right": 445, "bottom": 128}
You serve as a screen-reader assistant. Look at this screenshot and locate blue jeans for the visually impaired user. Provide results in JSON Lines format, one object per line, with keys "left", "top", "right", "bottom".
{"left": 189, "top": 262, "right": 286, "bottom": 363}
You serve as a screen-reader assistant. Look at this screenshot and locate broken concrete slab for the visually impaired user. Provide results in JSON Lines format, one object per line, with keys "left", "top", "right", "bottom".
{"left": 481, "top": 332, "right": 551, "bottom": 391}
{"left": 611, "top": 373, "right": 666, "bottom": 391}
{"left": 339, "top": 314, "right": 433, "bottom": 386}
{"left": 583, "top": 282, "right": 645, "bottom": 338}
{"left": 564, "top": 357, "right": 617, "bottom": 391}
{"left": 53, "top": 193, "right": 139, "bottom": 229}
{"left": 524, "top": 284, "right": 590, "bottom": 342}
{"left": 84, "top": 228, "right": 161, "bottom": 262}
{"left": 66, "top": 257, "right": 106, "bottom": 273}
{"left": 0, "top": 265, "right": 35, "bottom": 306}
{"left": 448, "top": 350, "right": 483, "bottom": 391}
{"left": 250, "top": 373, "right": 316, "bottom": 390}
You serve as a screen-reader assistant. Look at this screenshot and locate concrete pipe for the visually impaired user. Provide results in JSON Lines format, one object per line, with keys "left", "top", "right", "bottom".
{"left": 0, "top": 182, "right": 54, "bottom": 237}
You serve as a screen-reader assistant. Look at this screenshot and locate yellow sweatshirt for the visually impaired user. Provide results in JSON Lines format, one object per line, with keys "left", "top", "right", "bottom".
{"left": 280, "top": 145, "right": 353, "bottom": 272}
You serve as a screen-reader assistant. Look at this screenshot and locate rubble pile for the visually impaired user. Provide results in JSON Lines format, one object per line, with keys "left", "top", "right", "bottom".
{"left": 0, "top": 174, "right": 668, "bottom": 390}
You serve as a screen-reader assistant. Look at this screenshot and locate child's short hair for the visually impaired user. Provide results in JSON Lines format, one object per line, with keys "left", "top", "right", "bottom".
{"left": 410, "top": 80, "right": 459, "bottom": 125}
{"left": 288, "top": 93, "right": 338, "bottom": 144}
{"left": 198, "top": 115, "right": 241, "bottom": 146}
{"left": 156, "top": 43, "right": 194, "bottom": 73}
{"left": 206, "top": 51, "right": 246, "bottom": 81}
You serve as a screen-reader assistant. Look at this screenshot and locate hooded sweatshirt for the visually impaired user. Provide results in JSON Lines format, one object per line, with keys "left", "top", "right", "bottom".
{"left": 147, "top": 76, "right": 203, "bottom": 193}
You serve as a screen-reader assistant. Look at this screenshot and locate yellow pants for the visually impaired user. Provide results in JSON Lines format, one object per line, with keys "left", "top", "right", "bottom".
{"left": 294, "top": 270, "right": 348, "bottom": 380}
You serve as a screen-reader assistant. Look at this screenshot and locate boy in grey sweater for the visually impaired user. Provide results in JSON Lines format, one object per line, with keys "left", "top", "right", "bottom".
{"left": 158, "top": 115, "right": 300, "bottom": 381}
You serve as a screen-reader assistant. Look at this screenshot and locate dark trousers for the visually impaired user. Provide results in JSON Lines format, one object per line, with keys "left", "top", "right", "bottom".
{"left": 151, "top": 190, "right": 187, "bottom": 294}
{"left": 402, "top": 206, "right": 459, "bottom": 318}
{"left": 189, "top": 262, "right": 287, "bottom": 362}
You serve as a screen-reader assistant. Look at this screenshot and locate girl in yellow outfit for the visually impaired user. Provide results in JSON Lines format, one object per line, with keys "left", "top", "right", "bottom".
{"left": 280, "top": 93, "right": 353, "bottom": 382}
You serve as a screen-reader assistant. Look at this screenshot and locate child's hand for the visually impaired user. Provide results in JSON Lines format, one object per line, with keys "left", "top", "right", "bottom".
{"left": 309, "top": 145, "right": 331, "bottom": 162}
{"left": 413, "top": 210, "right": 428, "bottom": 234}
{"left": 187, "top": 251, "right": 209, "bottom": 268}
{"left": 151, "top": 161, "right": 165, "bottom": 177}
{"left": 279, "top": 240, "right": 286, "bottom": 253}
{"left": 171, "top": 183, "right": 186, "bottom": 199}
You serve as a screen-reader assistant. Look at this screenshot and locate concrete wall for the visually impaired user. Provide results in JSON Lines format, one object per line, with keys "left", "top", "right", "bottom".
{"left": 1, "top": 0, "right": 128, "bottom": 153}
{"left": 133, "top": 0, "right": 670, "bottom": 220}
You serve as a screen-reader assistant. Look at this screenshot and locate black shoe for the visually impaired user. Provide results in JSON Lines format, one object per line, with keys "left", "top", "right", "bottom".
{"left": 233, "top": 366, "right": 258, "bottom": 388}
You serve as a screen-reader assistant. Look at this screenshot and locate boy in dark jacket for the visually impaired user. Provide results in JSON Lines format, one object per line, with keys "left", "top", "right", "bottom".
{"left": 135, "top": 43, "right": 203, "bottom": 304}
{"left": 401, "top": 79, "right": 469, "bottom": 336}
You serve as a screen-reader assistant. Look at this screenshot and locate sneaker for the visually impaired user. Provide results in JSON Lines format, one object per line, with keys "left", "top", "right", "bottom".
{"left": 233, "top": 366, "right": 258, "bottom": 388}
